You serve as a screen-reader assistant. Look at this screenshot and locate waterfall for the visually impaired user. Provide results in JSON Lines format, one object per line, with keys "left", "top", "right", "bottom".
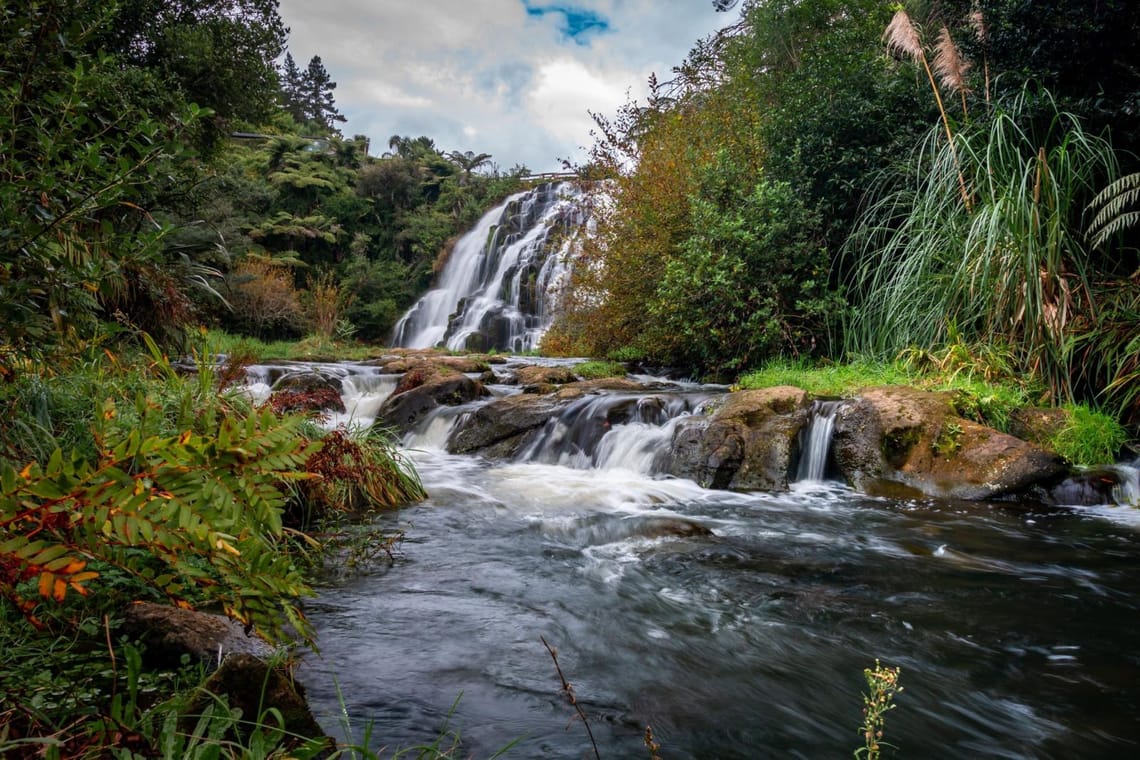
{"left": 515, "top": 393, "right": 703, "bottom": 474}
{"left": 794, "top": 400, "right": 842, "bottom": 482}
{"left": 1110, "top": 460, "right": 1139, "bottom": 506}
{"left": 391, "top": 181, "right": 588, "bottom": 353}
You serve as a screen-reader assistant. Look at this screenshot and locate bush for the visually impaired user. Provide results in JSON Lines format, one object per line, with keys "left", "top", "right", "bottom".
{"left": 225, "top": 259, "right": 306, "bottom": 340}
{"left": 650, "top": 154, "right": 845, "bottom": 374}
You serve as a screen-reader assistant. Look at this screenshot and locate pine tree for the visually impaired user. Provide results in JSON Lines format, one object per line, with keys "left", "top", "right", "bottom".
{"left": 302, "top": 55, "right": 346, "bottom": 133}
{"left": 280, "top": 51, "right": 306, "bottom": 123}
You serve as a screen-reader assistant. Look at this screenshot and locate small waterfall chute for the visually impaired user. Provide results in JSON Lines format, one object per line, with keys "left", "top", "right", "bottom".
{"left": 794, "top": 400, "right": 843, "bottom": 482}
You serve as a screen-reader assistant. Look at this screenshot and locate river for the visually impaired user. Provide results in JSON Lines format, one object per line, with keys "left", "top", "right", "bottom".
{"left": 268, "top": 359, "right": 1140, "bottom": 758}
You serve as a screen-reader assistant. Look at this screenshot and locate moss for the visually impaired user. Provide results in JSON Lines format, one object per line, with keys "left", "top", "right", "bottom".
{"left": 882, "top": 427, "right": 921, "bottom": 467}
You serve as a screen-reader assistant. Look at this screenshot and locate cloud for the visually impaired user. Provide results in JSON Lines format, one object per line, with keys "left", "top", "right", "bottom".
{"left": 277, "top": 0, "right": 736, "bottom": 171}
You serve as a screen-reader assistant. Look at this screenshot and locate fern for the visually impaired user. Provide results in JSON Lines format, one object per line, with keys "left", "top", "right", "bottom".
{"left": 0, "top": 401, "right": 320, "bottom": 644}
{"left": 1088, "top": 171, "right": 1140, "bottom": 249}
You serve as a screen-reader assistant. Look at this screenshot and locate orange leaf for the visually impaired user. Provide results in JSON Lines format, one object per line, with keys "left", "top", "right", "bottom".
{"left": 38, "top": 571, "right": 54, "bottom": 598}
{"left": 52, "top": 578, "right": 67, "bottom": 602}
{"left": 62, "top": 559, "right": 87, "bottom": 575}
{"left": 19, "top": 463, "right": 34, "bottom": 480}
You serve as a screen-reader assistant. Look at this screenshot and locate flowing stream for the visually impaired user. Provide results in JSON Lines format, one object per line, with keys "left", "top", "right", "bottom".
{"left": 262, "top": 360, "right": 1140, "bottom": 759}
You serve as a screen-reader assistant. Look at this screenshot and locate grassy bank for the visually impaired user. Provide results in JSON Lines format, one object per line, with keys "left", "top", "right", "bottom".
{"left": 737, "top": 357, "right": 1131, "bottom": 466}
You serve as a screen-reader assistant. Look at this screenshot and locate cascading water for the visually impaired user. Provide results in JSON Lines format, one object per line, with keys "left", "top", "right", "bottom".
{"left": 513, "top": 392, "right": 707, "bottom": 472}
{"left": 794, "top": 399, "right": 843, "bottom": 482}
{"left": 391, "top": 182, "right": 588, "bottom": 353}
{"left": 229, "top": 359, "right": 1140, "bottom": 757}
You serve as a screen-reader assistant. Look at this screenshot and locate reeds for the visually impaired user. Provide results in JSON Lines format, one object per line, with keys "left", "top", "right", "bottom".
{"left": 845, "top": 87, "right": 1123, "bottom": 405}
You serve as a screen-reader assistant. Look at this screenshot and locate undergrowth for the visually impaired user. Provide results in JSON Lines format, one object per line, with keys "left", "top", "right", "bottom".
{"left": 575, "top": 360, "right": 627, "bottom": 380}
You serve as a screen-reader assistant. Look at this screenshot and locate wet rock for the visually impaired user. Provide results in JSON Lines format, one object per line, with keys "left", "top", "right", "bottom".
{"left": 833, "top": 386, "right": 1067, "bottom": 499}
{"left": 376, "top": 364, "right": 488, "bottom": 431}
{"left": 447, "top": 378, "right": 653, "bottom": 458}
{"left": 122, "top": 602, "right": 274, "bottom": 670}
{"left": 269, "top": 371, "right": 346, "bottom": 413}
{"left": 448, "top": 392, "right": 572, "bottom": 457}
{"left": 667, "top": 386, "right": 810, "bottom": 491}
{"left": 1046, "top": 467, "right": 1126, "bottom": 506}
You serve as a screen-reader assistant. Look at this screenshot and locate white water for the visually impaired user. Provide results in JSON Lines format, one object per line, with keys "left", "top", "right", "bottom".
{"left": 795, "top": 400, "right": 843, "bottom": 482}
{"left": 392, "top": 182, "right": 588, "bottom": 352}
{"left": 227, "top": 358, "right": 1140, "bottom": 757}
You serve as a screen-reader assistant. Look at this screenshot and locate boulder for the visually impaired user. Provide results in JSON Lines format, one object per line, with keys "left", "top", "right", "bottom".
{"left": 832, "top": 386, "right": 1067, "bottom": 499}
{"left": 1007, "top": 406, "right": 1069, "bottom": 450}
{"left": 269, "top": 371, "right": 346, "bottom": 414}
{"left": 667, "top": 386, "right": 811, "bottom": 491}
{"left": 186, "top": 653, "right": 332, "bottom": 752}
{"left": 379, "top": 355, "right": 492, "bottom": 375}
{"left": 447, "top": 378, "right": 651, "bottom": 458}
{"left": 514, "top": 365, "right": 580, "bottom": 389}
{"left": 375, "top": 364, "right": 488, "bottom": 431}
{"left": 122, "top": 602, "right": 274, "bottom": 669}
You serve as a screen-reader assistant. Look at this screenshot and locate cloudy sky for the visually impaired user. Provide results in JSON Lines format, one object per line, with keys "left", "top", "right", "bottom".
{"left": 276, "top": 1, "right": 739, "bottom": 172}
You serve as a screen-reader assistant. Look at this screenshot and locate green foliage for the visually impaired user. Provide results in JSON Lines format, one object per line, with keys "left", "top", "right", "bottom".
{"left": 1050, "top": 405, "right": 1129, "bottom": 466}
{"left": 846, "top": 87, "right": 1127, "bottom": 404}
{"left": 0, "top": 400, "right": 317, "bottom": 642}
{"left": 574, "top": 361, "right": 627, "bottom": 380}
{"left": 651, "top": 155, "right": 844, "bottom": 374}
{"left": 0, "top": 1, "right": 212, "bottom": 362}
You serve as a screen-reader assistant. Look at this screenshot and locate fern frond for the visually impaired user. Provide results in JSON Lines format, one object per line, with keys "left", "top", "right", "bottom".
{"left": 1087, "top": 172, "right": 1140, "bottom": 247}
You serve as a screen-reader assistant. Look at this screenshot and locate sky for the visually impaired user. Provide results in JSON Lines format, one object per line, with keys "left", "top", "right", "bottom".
{"left": 276, "top": 1, "right": 739, "bottom": 172}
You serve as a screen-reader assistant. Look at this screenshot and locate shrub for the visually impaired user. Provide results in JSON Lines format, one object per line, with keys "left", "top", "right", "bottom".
{"left": 225, "top": 259, "right": 306, "bottom": 340}
{"left": 575, "top": 360, "right": 626, "bottom": 380}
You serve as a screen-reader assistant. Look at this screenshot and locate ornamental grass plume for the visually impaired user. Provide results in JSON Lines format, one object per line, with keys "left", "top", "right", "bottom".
{"left": 968, "top": 2, "right": 991, "bottom": 105}
{"left": 933, "top": 26, "right": 972, "bottom": 117}
{"left": 884, "top": 8, "right": 972, "bottom": 210}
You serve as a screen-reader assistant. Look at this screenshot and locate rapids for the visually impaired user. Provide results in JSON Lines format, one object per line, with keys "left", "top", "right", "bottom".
{"left": 257, "top": 359, "right": 1140, "bottom": 758}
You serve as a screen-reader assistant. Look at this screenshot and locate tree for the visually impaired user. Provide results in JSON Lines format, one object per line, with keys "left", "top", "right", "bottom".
{"left": 93, "top": 0, "right": 290, "bottom": 143}
{"left": 280, "top": 51, "right": 307, "bottom": 123}
{"left": 0, "top": 0, "right": 211, "bottom": 360}
{"left": 301, "top": 55, "right": 346, "bottom": 133}
{"left": 448, "top": 150, "right": 494, "bottom": 183}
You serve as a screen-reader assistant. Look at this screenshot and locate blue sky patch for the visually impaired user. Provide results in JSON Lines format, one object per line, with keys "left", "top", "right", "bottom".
{"left": 523, "top": 2, "right": 611, "bottom": 44}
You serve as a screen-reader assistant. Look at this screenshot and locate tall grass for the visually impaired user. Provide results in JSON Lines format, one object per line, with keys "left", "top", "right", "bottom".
{"left": 845, "top": 87, "right": 1123, "bottom": 404}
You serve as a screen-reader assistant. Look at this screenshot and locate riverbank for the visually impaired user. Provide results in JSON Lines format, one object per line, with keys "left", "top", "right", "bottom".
{"left": 3, "top": 337, "right": 1135, "bottom": 757}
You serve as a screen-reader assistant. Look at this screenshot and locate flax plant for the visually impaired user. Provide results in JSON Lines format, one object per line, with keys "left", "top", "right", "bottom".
{"left": 846, "top": 88, "right": 1122, "bottom": 404}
